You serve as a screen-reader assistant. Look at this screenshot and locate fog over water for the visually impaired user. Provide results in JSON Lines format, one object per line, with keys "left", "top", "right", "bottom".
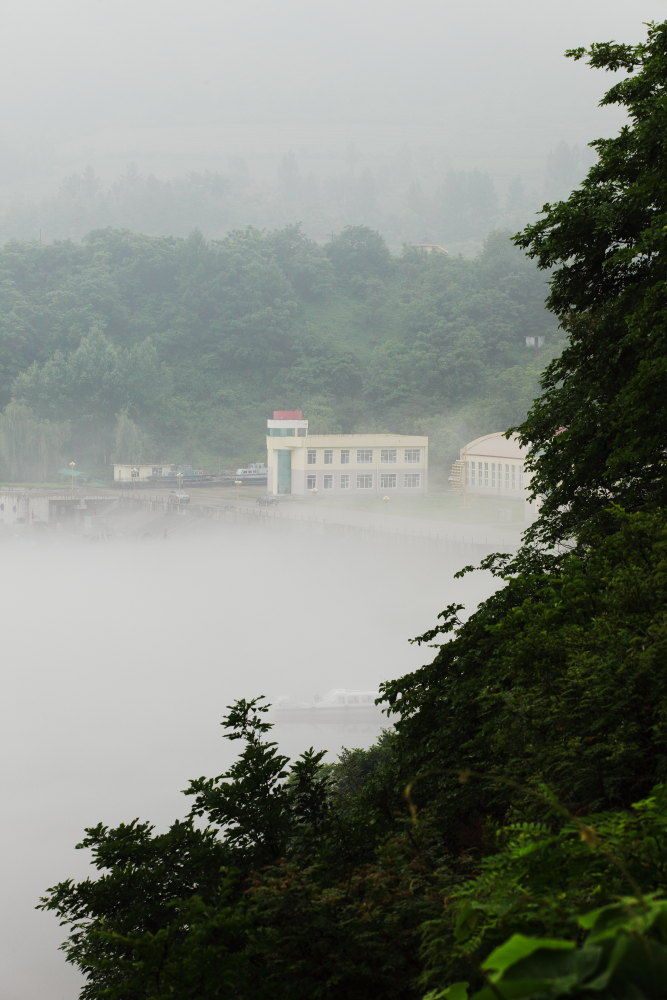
{"left": 1, "top": 517, "right": 496, "bottom": 999}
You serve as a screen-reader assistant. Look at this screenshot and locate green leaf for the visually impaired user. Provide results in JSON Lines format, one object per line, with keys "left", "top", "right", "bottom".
{"left": 579, "top": 895, "right": 667, "bottom": 943}
{"left": 424, "top": 983, "right": 470, "bottom": 1000}
{"left": 471, "top": 979, "right": 575, "bottom": 1000}
{"left": 502, "top": 945, "right": 602, "bottom": 987}
{"left": 482, "top": 934, "right": 574, "bottom": 980}
{"left": 453, "top": 904, "right": 483, "bottom": 944}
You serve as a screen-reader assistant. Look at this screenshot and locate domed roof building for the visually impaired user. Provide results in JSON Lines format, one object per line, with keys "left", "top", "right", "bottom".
{"left": 458, "top": 431, "right": 530, "bottom": 497}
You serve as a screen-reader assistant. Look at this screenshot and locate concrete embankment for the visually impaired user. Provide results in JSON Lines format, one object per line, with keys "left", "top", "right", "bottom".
{"left": 105, "top": 488, "right": 527, "bottom": 555}
{"left": 0, "top": 485, "right": 528, "bottom": 554}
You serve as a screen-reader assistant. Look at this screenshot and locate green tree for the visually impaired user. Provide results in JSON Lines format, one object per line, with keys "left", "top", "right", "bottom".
{"left": 112, "top": 410, "right": 150, "bottom": 464}
{"left": 40, "top": 698, "right": 334, "bottom": 998}
{"left": 267, "top": 224, "right": 334, "bottom": 300}
{"left": 382, "top": 507, "right": 667, "bottom": 846}
{"left": 514, "top": 21, "right": 667, "bottom": 544}
{"left": 325, "top": 225, "right": 393, "bottom": 288}
{"left": 14, "top": 326, "right": 124, "bottom": 422}
{"left": 377, "top": 25, "right": 667, "bottom": 994}
{"left": 39, "top": 820, "right": 245, "bottom": 1000}
{"left": 420, "top": 785, "right": 667, "bottom": 995}
{"left": 280, "top": 340, "right": 363, "bottom": 399}
{"left": 0, "top": 401, "right": 69, "bottom": 481}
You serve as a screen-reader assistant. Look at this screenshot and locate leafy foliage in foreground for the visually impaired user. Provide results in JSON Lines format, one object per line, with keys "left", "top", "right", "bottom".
{"left": 40, "top": 19, "right": 667, "bottom": 1000}
{"left": 514, "top": 21, "right": 667, "bottom": 544}
{"left": 428, "top": 893, "right": 667, "bottom": 1000}
{"left": 382, "top": 508, "right": 667, "bottom": 836}
{"left": 40, "top": 702, "right": 439, "bottom": 999}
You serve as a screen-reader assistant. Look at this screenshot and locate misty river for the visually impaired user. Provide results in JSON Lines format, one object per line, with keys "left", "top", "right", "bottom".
{"left": 1, "top": 513, "right": 499, "bottom": 999}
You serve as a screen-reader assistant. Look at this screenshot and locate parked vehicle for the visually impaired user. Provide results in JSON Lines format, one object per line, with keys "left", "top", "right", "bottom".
{"left": 256, "top": 495, "right": 279, "bottom": 506}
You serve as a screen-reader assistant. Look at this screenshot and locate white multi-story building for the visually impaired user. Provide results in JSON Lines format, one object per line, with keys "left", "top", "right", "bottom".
{"left": 266, "top": 411, "right": 428, "bottom": 496}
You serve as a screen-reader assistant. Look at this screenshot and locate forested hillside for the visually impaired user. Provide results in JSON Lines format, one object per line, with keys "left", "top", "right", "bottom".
{"left": 0, "top": 225, "right": 554, "bottom": 480}
{"left": 39, "top": 19, "right": 667, "bottom": 1000}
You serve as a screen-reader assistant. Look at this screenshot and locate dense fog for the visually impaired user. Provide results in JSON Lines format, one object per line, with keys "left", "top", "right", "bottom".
{"left": 1, "top": 516, "right": 497, "bottom": 998}
{"left": 1, "top": 2, "right": 665, "bottom": 248}
{"left": 3, "top": 0, "right": 663, "bottom": 179}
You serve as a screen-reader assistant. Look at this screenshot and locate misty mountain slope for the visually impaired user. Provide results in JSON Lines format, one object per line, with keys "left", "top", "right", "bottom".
{"left": 0, "top": 224, "right": 557, "bottom": 476}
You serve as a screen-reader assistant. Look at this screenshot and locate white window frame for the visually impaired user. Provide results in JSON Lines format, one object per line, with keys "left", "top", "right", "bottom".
{"left": 357, "top": 449, "right": 373, "bottom": 464}
{"left": 380, "top": 449, "right": 397, "bottom": 463}
{"left": 340, "top": 449, "right": 350, "bottom": 464}
{"left": 307, "top": 449, "right": 316, "bottom": 465}
{"left": 323, "top": 474, "right": 333, "bottom": 489}
{"left": 380, "top": 473, "right": 397, "bottom": 489}
{"left": 340, "top": 474, "right": 350, "bottom": 489}
{"left": 404, "top": 473, "right": 421, "bottom": 488}
{"left": 306, "top": 474, "right": 316, "bottom": 489}
{"left": 324, "top": 449, "right": 333, "bottom": 465}
{"left": 404, "top": 448, "right": 420, "bottom": 463}
{"left": 356, "top": 474, "right": 373, "bottom": 489}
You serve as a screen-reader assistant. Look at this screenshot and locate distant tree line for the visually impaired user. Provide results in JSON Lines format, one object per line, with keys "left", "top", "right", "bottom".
{"left": 0, "top": 140, "right": 591, "bottom": 254}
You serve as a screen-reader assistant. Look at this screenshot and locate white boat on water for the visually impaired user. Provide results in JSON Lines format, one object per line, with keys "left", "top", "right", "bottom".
{"left": 272, "top": 688, "right": 382, "bottom": 722}
{"left": 235, "top": 463, "right": 268, "bottom": 484}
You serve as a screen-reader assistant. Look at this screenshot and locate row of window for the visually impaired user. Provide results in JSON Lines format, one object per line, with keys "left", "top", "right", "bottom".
{"left": 267, "top": 427, "right": 308, "bottom": 437}
{"left": 307, "top": 447, "right": 422, "bottom": 466}
{"left": 467, "top": 461, "right": 524, "bottom": 489}
{"left": 306, "top": 473, "right": 422, "bottom": 490}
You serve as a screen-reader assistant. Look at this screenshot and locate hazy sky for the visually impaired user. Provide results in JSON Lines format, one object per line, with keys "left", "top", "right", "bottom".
{"left": 1, "top": 1, "right": 665, "bottom": 184}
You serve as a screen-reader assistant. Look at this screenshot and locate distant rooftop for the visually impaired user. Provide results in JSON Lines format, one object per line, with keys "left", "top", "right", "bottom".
{"left": 462, "top": 432, "right": 527, "bottom": 460}
{"left": 412, "top": 242, "right": 448, "bottom": 254}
